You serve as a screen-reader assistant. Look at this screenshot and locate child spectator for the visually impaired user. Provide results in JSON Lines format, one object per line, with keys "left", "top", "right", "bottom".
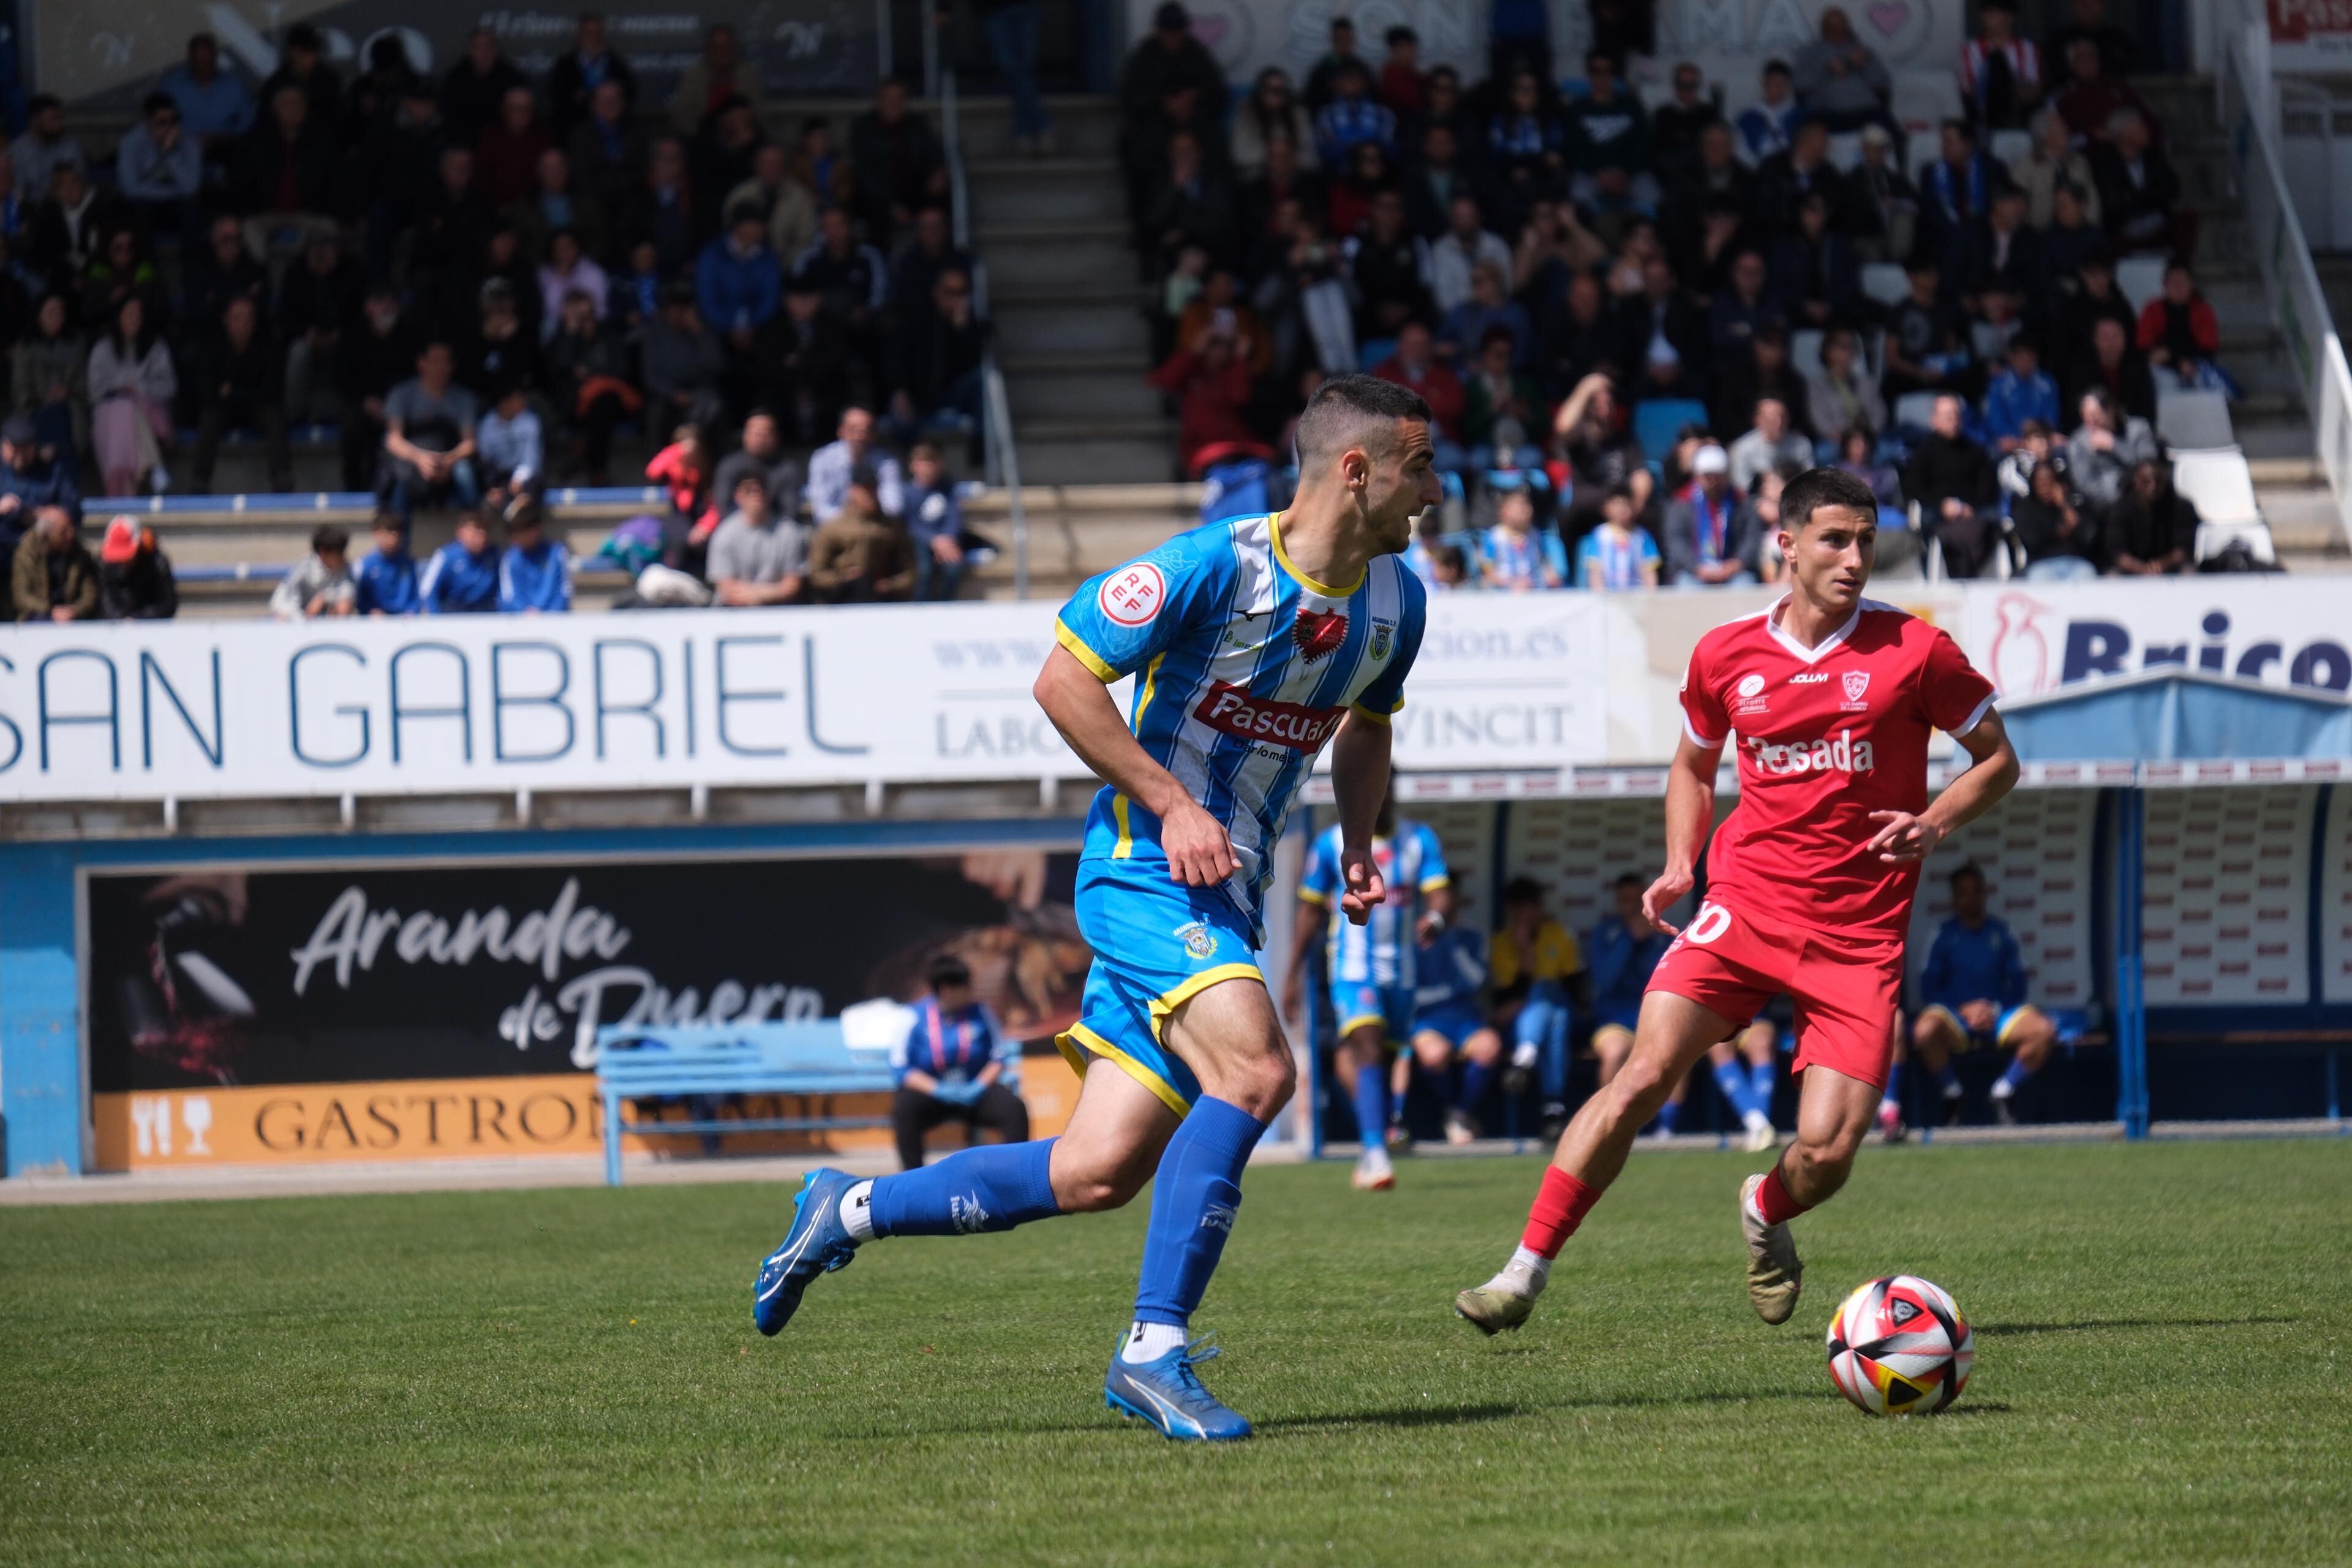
{"left": 1429, "top": 541, "right": 1472, "bottom": 591}
{"left": 1733, "top": 60, "right": 1798, "bottom": 164}
{"left": 98, "top": 516, "right": 178, "bottom": 619}
{"left": 1574, "top": 484, "right": 1660, "bottom": 590}
{"left": 1480, "top": 489, "right": 1564, "bottom": 591}
{"left": 420, "top": 510, "right": 500, "bottom": 613}
{"left": 905, "top": 442, "right": 971, "bottom": 602}
{"left": 497, "top": 502, "right": 571, "bottom": 613}
{"left": 477, "top": 381, "right": 545, "bottom": 508}
{"left": 270, "top": 524, "right": 355, "bottom": 619}
{"left": 354, "top": 514, "right": 420, "bottom": 616}
{"left": 706, "top": 469, "right": 809, "bottom": 606}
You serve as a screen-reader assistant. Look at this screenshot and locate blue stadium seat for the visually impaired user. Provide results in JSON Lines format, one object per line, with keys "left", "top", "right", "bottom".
{"left": 1358, "top": 337, "right": 1397, "bottom": 372}
{"left": 1633, "top": 398, "right": 1708, "bottom": 462}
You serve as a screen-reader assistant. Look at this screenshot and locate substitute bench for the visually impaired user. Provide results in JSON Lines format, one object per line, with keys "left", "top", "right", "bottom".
{"left": 593, "top": 1022, "right": 897, "bottom": 1186}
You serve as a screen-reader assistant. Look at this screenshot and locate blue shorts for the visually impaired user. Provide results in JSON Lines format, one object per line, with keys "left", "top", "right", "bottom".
{"left": 1330, "top": 981, "right": 1417, "bottom": 1045}
{"left": 1056, "top": 859, "right": 1262, "bottom": 1117}
{"left": 1921, "top": 1002, "right": 2035, "bottom": 1049}
{"left": 1591, "top": 1001, "right": 1642, "bottom": 1036}
{"left": 1412, "top": 1001, "right": 1488, "bottom": 1050}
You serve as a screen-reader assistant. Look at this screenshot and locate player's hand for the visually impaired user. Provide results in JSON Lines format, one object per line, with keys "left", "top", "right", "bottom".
{"left": 1866, "top": 810, "right": 1944, "bottom": 862}
{"left": 1959, "top": 1000, "right": 1997, "bottom": 1032}
{"left": 1161, "top": 798, "right": 1238, "bottom": 888}
{"left": 1339, "top": 844, "right": 1387, "bottom": 925}
{"left": 1643, "top": 866, "right": 1695, "bottom": 933}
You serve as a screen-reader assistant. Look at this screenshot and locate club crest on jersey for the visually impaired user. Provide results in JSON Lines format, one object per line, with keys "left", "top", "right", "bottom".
{"left": 1370, "top": 619, "right": 1395, "bottom": 660}
{"left": 1293, "top": 608, "right": 1349, "bottom": 663}
{"left": 1174, "top": 921, "right": 1219, "bottom": 959}
{"left": 1098, "top": 562, "right": 1166, "bottom": 627}
{"left": 1841, "top": 670, "right": 1872, "bottom": 709}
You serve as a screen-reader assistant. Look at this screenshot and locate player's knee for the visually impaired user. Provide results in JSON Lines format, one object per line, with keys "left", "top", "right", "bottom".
{"left": 1053, "top": 1144, "right": 1153, "bottom": 1212}
{"left": 1218, "top": 1045, "right": 1297, "bottom": 1120}
{"left": 1909, "top": 1012, "right": 1940, "bottom": 1049}
{"left": 1604, "top": 1058, "right": 1670, "bottom": 1120}
{"left": 1794, "top": 1119, "right": 1865, "bottom": 1176}
{"left": 1464, "top": 1031, "right": 1503, "bottom": 1066}
{"left": 1411, "top": 1035, "right": 1449, "bottom": 1071}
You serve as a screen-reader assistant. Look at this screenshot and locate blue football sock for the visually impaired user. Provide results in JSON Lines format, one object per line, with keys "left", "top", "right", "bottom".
{"left": 1749, "top": 1060, "right": 1776, "bottom": 1113}
{"left": 1997, "top": 1058, "right": 2036, "bottom": 1093}
{"left": 1352, "top": 1062, "right": 1387, "bottom": 1145}
{"left": 1712, "top": 1059, "right": 1754, "bottom": 1120}
{"left": 1934, "top": 1063, "right": 1962, "bottom": 1096}
{"left": 1653, "top": 1098, "right": 1681, "bottom": 1134}
{"left": 1883, "top": 1062, "right": 1906, "bottom": 1103}
{"left": 1459, "top": 1058, "right": 1493, "bottom": 1112}
{"left": 869, "top": 1137, "right": 1061, "bottom": 1238}
{"left": 1133, "top": 1096, "right": 1265, "bottom": 1328}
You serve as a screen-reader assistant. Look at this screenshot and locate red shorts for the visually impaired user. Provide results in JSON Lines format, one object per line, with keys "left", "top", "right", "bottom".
{"left": 1644, "top": 897, "right": 1904, "bottom": 1089}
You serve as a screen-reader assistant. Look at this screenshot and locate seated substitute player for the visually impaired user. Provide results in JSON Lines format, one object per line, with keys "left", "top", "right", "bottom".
{"left": 889, "top": 954, "right": 1030, "bottom": 1170}
{"left": 1454, "top": 467, "right": 2019, "bottom": 1336}
{"left": 1905, "top": 861, "right": 2057, "bottom": 1127}
{"left": 1281, "top": 790, "right": 1452, "bottom": 1191}
{"left": 1491, "top": 876, "right": 1588, "bottom": 1140}
{"left": 750, "top": 375, "right": 1439, "bottom": 1443}
{"left": 1649, "top": 1004, "right": 1784, "bottom": 1153}
{"left": 1409, "top": 914, "right": 1505, "bottom": 1146}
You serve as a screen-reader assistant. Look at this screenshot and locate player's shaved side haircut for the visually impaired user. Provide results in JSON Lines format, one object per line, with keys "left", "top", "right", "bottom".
{"left": 1779, "top": 466, "right": 1880, "bottom": 532}
{"left": 1294, "top": 374, "right": 1433, "bottom": 466}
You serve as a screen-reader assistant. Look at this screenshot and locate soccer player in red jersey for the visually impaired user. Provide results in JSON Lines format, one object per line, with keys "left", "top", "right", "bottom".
{"left": 1454, "top": 468, "right": 2019, "bottom": 1333}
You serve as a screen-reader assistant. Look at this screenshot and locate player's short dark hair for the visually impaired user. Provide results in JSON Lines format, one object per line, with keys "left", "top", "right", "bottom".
{"left": 1779, "top": 467, "right": 1880, "bottom": 532}
{"left": 1502, "top": 875, "right": 1545, "bottom": 907}
{"left": 927, "top": 954, "right": 973, "bottom": 991}
{"left": 1615, "top": 872, "right": 1643, "bottom": 889}
{"left": 312, "top": 525, "right": 349, "bottom": 554}
{"left": 1294, "top": 374, "right": 1431, "bottom": 466}
{"left": 1950, "top": 861, "right": 1986, "bottom": 888}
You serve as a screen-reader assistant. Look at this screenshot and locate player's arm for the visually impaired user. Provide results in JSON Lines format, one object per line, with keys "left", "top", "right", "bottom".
{"left": 1033, "top": 645, "right": 1236, "bottom": 887}
{"left": 1281, "top": 895, "right": 1330, "bottom": 1025}
{"left": 1329, "top": 711, "right": 1393, "bottom": 925}
{"left": 1868, "top": 708, "right": 2020, "bottom": 862}
{"left": 1646, "top": 732, "right": 1723, "bottom": 933}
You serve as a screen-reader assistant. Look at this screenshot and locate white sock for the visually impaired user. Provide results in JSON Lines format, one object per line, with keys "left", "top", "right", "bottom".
{"left": 1482, "top": 1244, "right": 1551, "bottom": 1298}
{"left": 1121, "top": 1321, "right": 1188, "bottom": 1363}
{"left": 841, "top": 1180, "right": 876, "bottom": 1242}
{"left": 1989, "top": 1077, "right": 2015, "bottom": 1101}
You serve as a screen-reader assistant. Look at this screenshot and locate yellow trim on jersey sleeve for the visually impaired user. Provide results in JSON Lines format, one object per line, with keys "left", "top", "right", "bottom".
{"left": 1054, "top": 619, "right": 1119, "bottom": 682}
{"left": 1417, "top": 873, "right": 1452, "bottom": 893}
{"left": 1270, "top": 511, "right": 1366, "bottom": 598}
{"left": 1110, "top": 793, "right": 1134, "bottom": 859}
{"left": 1058, "top": 1022, "right": 1193, "bottom": 1117}
{"left": 1132, "top": 652, "right": 1166, "bottom": 730}
{"left": 1296, "top": 885, "right": 1332, "bottom": 906}
{"left": 1348, "top": 700, "right": 1396, "bottom": 725}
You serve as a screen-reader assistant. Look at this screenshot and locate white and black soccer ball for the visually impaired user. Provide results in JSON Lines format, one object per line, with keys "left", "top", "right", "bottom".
{"left": 1826, "top": 1275, "right": 1974, "bottom": 1416}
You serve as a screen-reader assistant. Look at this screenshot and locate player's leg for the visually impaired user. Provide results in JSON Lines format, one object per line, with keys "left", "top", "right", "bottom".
{"left": 1410, "top": 1027, "right": 1459, "bottom": 1135}
{"left": 1389, "top": 1042, "right": 1415, "bottom": 1144}
{"left": 1591, "top": 1022, "right": 1635, "bottom": 1087}
{"left": 892, "top": 1085, "right": 950, "bottom": 1170}
{"left": 1988, "top": 1005, "right": 2057, "bottom": 1124}
{"left": 1651, "top": 1057, "right": 1697, "bottom": 1138}
{"left": 1455, "top": 990, "right": 1738, "bottom": 1333}
{"left": 1738, "top": 1022, "right": 1780, "bottom": 1152}
{"left": 1453, "top": 1025, "right": 1503, "bottom": 1141}
{"left": 1877, "top": 1015, "right": 1910, "bottom": 1142}
{"left": 1910, "top": 1006, "right": 1969, "bottom": 1122}
{"left": 1333, "top": 1018, "right": 1396, "bottom": 1189}
{"left": 1107, "top": 973, "right": 1294, "bottom": 1441}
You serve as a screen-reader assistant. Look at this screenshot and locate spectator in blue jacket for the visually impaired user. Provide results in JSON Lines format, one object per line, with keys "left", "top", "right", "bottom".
{"left": 1312, "top": 62, "right": 1396, "bottom": 167}
{"left": 1733, "top": 60, "right": 1799, "bottom": 164}
{"left": 159, "top": 33, "right": 254, "bottom": 158}
{"left": 696, "top": 203, "right": 782, "bottom": 339}
{"left": 1981, "top": 334, "right": 2060, "bottom": 453}
{"left": 114, "top": 94, "right": 205, "bottom": 243}
{"left": 904, "top": 441, "right": 969, "bottom": 601}
{"left": 1904, "top": 862, "right": 2059, "bottom": 1127}
{"left": 889, "top": 954, "right": 1028, "bottom": 1170}
{"left": 419, "top": 511, "right": 500, "bottom": 613}
{"left": 353, "top": 513, "right": 420, "bottom": 615}
{"left": 496, "top": 502, "right": 571, "bottom": 613}
{"left": 0, "top": 414, "right": 80, "bottom": 560}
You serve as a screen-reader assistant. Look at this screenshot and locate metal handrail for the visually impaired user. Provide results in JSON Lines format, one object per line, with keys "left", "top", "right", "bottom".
{"left": 939, "top": 58, "right": 1033, "bottom": 596}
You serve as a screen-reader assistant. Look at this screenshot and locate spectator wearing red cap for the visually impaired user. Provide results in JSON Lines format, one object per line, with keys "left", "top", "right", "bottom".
{"left": 99, "top": 515, "right": 178, "bottom": 619}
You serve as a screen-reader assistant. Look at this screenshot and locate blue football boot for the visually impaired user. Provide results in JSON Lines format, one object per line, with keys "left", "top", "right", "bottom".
{"left": 753, "top": 1168, "right": 861, "bottom": 1336}
{"left": 1103, "top": 1335, "right": 1253, "bottom": 1441}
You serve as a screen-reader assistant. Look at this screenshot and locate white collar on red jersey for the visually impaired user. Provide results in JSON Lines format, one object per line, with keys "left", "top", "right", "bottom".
{"left": 1761, "top": 594, "right": 1893, "bottom": 665}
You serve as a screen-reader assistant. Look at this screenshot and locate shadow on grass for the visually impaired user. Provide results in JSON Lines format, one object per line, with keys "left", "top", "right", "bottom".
{"left": 1975, "top": 1316, "right": 2297, "bottom": 1338}
{"left": 1260, "top": 1385, "right": 1823, "bottom": 1434}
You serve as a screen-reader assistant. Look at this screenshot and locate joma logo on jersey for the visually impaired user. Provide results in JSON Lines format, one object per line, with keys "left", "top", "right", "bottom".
{"left": 1789, "top": 672, "right": 1830, "bottom": 684}
{"left": 1746, "top": 728, "right": 1877, "bottom": 775}
{"left": 1193, "top": 682, "right": 1348, "bottom": 750}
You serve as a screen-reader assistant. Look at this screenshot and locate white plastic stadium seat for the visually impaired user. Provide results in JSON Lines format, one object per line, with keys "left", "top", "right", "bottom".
{"left": 1790, "top": 328, "right": 1825, "bottom": 378}
{"left": 1906, "top": 129, "right": 1943, "bottom": 180}
{"left": 1989, "top": 128, "right": 2034, "bottom": 165}
{"left": 2195, "top": 519, "right": 2277, "bottom": 564}
{"left": 2157, "top": 388, "right": 2236, "bottom": 451}
{"left": 1826, "top": 132, "right": 1863, "bottom": 172}
{"left": 2117, "top": 255, "right": 2168, "bottom": 312}
{"left": 1893, "top": 391, "right": 1942, "bottom": 429}
{"left": 2169, "top": 448, "right": 2262, "bottom": 526}
{"left": 1861, "top": 263, "right": 1910, "bottom": 307}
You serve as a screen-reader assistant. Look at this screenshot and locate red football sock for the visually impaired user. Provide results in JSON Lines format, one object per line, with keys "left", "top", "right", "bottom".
{"left": 1751, "top": 1164, "right": 1811, "bottom": 1226}
{"left": 1520, "top": 1166, "right": 1602, "bottom": 1259}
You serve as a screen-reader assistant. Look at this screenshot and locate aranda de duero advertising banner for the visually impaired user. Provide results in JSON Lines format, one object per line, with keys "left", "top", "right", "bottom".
{"left": 87, "top": 850, "right": 1090, "bottom": 1169}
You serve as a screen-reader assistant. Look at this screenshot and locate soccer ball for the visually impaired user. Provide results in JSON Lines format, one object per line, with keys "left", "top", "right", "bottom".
{"left": 1825, "top": 1275, "right": 1973, "bottom": 1416}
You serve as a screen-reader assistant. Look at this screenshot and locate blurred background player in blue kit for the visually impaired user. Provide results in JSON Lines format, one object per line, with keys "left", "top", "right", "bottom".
{"left": 889, "top": 954, "right": 1030, "bottom": 1170}
{"left": 1649, "top": 1009, "right": 1784, "bottom": 1152}
{"left": 1894, "top": 862, "right": 2057, "bottom": 1129}
{"left": 1491, "top": 876, "right": 1586, "bottom": 1140}
{"left": 1407, "top": 914, "right": 1503, "bottom": 1145}
{"left": 1283, "top": 791, "right": 1450, "bottom": 1191}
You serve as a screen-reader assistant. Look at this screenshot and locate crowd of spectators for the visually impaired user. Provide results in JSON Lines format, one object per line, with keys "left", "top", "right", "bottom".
{"left": 0, "top": 19, "right": 994, "bottom": 619}
{"left": 1124, "top": 0, "right": 2230, "bottom": 586}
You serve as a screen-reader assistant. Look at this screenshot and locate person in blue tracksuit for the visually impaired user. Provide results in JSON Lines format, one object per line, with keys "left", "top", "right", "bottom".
{"left": 890, "top": 954, "right": 1030, "bottom": 1170}
{"left": 353, "top": 512, "right": 421, "bottom": 614}
{"left": 418, "top": 510, "right": 500, "bottom": 613}
{"left": 1903, "top": 861, "right": 2059, "bottom": 1126}
{"left": 497, "top": 502, "right": 571, "bottom": 612}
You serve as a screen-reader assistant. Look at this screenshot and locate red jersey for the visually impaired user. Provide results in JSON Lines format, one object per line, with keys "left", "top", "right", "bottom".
{"left": 1680, "top": 597, "right": 1996, "bottom": 938}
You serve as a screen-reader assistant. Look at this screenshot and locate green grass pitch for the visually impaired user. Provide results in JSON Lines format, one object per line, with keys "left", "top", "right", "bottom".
{"left": 5, "top": 1140, "right": 2349, "bottom": 1566}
